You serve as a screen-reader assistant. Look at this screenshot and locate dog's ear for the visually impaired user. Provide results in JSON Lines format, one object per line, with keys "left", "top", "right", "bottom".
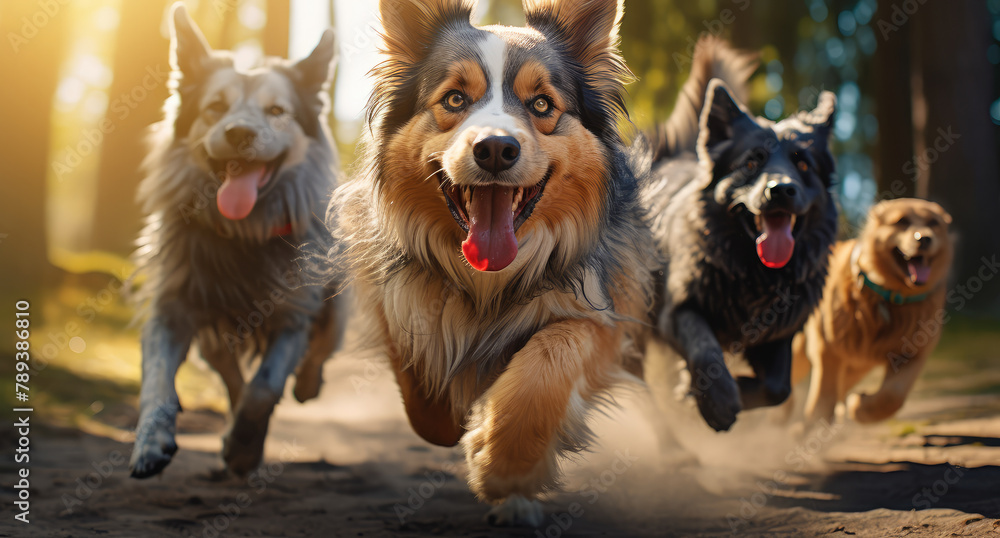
{"left": 523, "top": 0, "right": 624, "bottom": 64}
{"left": 293, "top": 29, "right": 337, "bottom": 93}
{"left": 805, "top": 91, "right": 837, "bottom": 137}
{"left": 523, "top": 0, "right": 631, "bottom": 137}
{"left": 379, "top": 0, "right": 477, "bottom": 65}
{"left": 930, "top": 202, "right": 953, "bottom": 226}
{"left": 697, "top": 79, "right": 756, "bottom": 161}
{"left": 169, "top": 3, "right": 212, "bottom": 76}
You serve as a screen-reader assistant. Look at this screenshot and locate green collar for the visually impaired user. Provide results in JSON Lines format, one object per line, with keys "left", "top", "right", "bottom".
{"left": 851, "top": 243, "right": 933, "bottom": 305}
{"left": 858, "top": 271, "right": 931, "bottom": 305}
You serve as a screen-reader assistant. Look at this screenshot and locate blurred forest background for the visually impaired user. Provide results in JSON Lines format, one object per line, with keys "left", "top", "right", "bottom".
{"left": 0, "top": 0, "right": 999, "bottom": 415}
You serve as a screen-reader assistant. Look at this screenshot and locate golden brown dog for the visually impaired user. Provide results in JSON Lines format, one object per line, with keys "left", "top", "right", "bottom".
{"left": 794, "top": 198, "right": 953, "bottom": 424}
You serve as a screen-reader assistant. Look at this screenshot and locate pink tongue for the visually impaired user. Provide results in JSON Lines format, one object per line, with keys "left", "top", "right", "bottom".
{"left": 908, "top": 261, "right": 931, "bottom": 285}
{"left": 756, "top": 213, "right": 795, "bottom": 269}
{"left": 461, "top": 185, "right": 518, "bottom": 272}
{"left": 217, "top": 160, "right": 266, "bottom": 220}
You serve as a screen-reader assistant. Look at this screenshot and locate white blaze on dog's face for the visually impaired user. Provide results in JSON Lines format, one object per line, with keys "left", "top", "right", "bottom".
{"left": 372, "top": 0, "right": 629, "bottom": 272}
{"left": 864, "top": 199, "right": 954, "bottom": 289}
{"left": 168, "top": 4, "right": 336, "bottom": 221}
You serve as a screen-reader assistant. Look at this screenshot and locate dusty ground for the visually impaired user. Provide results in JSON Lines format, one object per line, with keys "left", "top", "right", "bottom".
{"left": 3, "top": 331, "right": 1000, "bottom": 538}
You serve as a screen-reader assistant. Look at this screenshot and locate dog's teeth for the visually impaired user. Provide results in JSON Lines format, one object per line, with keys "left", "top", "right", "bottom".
{"left": 512, "top": 188, "right": 524, "bottom": 213}
{"left": 790, "top": 215, "right": 797, "bottom": 229}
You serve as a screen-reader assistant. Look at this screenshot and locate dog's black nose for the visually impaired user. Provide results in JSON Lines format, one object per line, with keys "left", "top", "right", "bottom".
{"left": 225, "top": 125, "right": 257, "bottom": 148}
{"left": 917, "top": 234, "right": 933, "bottom": 248}
{"left": 767, "top": 183, "right": 798, "bottom": 202}
{"left": 473, "top": 135, "right": 520, "bottom": 174}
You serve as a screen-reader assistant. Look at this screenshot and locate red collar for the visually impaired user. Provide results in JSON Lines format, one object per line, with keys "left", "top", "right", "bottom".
{"left": 271, "top": 221, "right": 294, "bottom": 237}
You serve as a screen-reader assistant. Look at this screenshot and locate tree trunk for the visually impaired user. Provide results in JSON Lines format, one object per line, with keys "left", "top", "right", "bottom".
{"left": 872, "top": 0, "right": 916, "bottom": 199}
{"left": 915, "top": 1, "right": 1000, "bottom": 311}
{"left": 89, "top": 1, "right": 171, "bottom": 255}
{"left": 0, "top": 0, "right": 70, "bottom": 308}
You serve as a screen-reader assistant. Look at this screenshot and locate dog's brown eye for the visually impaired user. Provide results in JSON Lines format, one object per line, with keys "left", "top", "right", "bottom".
{"left": 797, "top": 160, "right": 809, "bottom": 173}
{"left": 443, "top": 91, "right": 468, "bottom": 112}
{"left": 531, "top": 97, "right": 551, "bottom": 115}
{"left": 927, "top": 218, "right": 940, "bottom": 227}
{"left": 896, "top": 216, "right": 911, "bottom": 227}
{"left": 268, "top": 105, "right": 286, "bottom": 116}
{"left": 746, "top": 160, "right": 758, "bottom": 173}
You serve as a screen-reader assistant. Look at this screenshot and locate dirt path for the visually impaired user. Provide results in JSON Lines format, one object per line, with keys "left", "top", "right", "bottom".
{"left": 3, "top": 353, "right": 1000, "bottom": 537}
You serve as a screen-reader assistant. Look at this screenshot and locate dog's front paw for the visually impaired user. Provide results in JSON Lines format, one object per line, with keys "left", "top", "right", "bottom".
{"left": 130, "top": 425, "right": 178, "bottom": 479}
{"left": 223, "top": 386, "right": 277, "bottom": 475}
{"left": 690, "top": 360, "right": 741, "bottom": 431}
{"left": 222, "top": 419, "right": 268, "bottom": 476}
{"left": 845, "top": 392, "right": 869, "bottom": 422}
{"left": 486, "top": 495, "right": 544, "bottom": 527}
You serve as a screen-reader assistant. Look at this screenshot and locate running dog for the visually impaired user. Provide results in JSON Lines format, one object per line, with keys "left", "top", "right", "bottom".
{"left": 644, "top": 37, "right": 838, "bottom": 432}
{"left": 794, "top": 198, "right": 953, "bottom": 424}
{"left": 129, "top": 4, "right": 344, "bottom": 478}
{"left": 332, "top": 0, "right": 654, "bottom": 526}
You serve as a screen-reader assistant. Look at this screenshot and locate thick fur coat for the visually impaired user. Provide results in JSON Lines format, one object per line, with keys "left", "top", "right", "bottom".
{"left": 331, "top": 0, "right": 655, "bottom": 526}
{"left": 644, "top": 37, "right": 838, "bottom": 431}
{"left": 129, "top": 4, "right": 344, "bottom": 479}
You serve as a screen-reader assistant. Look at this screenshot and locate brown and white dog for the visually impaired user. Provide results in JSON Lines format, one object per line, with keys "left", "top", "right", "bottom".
{"left": 331, "top": 0, "right": 654, "bottom": 526}
{"left": 793, "top": 198, "right": 953, "bottom": 424}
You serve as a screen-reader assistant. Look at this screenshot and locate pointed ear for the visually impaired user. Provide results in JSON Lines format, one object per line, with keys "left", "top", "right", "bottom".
{"left": 379, "top": 0, "right": 477, "bottom": 65}
{"left": 698, "top": 79, "right": 757, "bottom": 160}
{"left": 801, "top": 90, "right": 837, "bottom": 138}
{"left": 523, "top": 0, "right": 624, "bottom": 64}
{"left": 169, "top": 2, "right": 212, "bottom": 76}
{"left": 931, "top": 202, "right": 953, "bottom": 225}
{"left": 523, "top": 0, "right": 631, "bottom": 136}
{"left": 293, "top": 29, "right": 337, "bottom": 92}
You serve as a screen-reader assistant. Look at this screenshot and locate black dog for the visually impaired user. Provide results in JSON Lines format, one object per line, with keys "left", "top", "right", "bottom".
{"left": 644, "top": 38, "right": 838, "bottom": 431}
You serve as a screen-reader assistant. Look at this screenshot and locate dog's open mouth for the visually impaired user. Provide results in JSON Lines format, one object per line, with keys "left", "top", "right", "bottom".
{"left": 209, "top": 155, "right": 285, "bottom": 221}
{"left": 438, "top": 168, "right": 550, "bottom": 272}
{"left": 894, "top": 248, "right": 932, "bottom": 286}
{"left": 745, "top": 210, "right": 800, "bottom": 269}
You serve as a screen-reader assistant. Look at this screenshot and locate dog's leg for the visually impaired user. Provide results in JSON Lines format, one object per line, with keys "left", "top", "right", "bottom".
{"left": 198, "top": 333, "right": 245, "bottom": 411}
{"left": 129, "top": 317, "right": 192, "bottom": 478}
{"left": 803, "top": 347, "right": 844, "bottom": 424}
{"left": 839, "top": 365, "right": 872, "bottom": 402}
{"left": 293, "top": 299, "right": 343, "bottom": 403}
{"left": 223, "top": 329, "right": 309, "bottom": 475}
{"left": 848, "top": 353, "right": 926, "bottom": 423}
{"left": 739, "top": 337, "right": 794, "bottom": 409}
{"left": 463, "top": 319, "right": 618, "bottom": 527}
{"left": 393, "top": 358, "right": 465, "bottom": 447}
{"left": 674, "top": 308, "right": 741, "bottom": 431}
{"left": 639, "top": 338, "right": 692, "bottom": 462}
